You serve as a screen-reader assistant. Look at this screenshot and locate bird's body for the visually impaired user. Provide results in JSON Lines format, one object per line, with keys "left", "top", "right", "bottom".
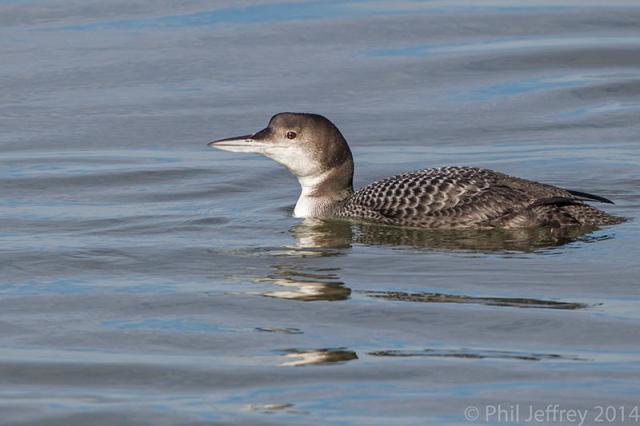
{"left": 335, "top": 166, "right": 621, "bottom": 228}
{"left": 209, "top": 113, "right": 623, "bottom": 229}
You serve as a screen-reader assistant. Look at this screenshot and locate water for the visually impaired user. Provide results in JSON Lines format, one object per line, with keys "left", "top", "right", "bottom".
{"left": 2, "top": 1, "right": 639, "bottom": 424}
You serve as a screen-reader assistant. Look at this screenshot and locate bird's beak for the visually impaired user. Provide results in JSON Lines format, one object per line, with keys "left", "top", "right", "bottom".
{"left": 207, "top": 134, "right": 268, "bottom": 154}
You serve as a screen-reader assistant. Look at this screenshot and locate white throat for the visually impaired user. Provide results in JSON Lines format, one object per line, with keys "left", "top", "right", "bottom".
{"left": 293, "top": 168, "right": 353, "bottom": 218}
{"left": 293, "top": 173, "right": 332, "bottom": 218}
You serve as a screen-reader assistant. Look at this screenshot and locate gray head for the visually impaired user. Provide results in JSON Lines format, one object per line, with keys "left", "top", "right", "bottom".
{"left": 209, "top": 113, "right": 354, "bottom": 194}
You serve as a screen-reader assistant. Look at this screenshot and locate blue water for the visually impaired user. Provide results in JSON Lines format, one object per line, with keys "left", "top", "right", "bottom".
{"left": 1, "top": 1, "right": 640, "bottom": 424}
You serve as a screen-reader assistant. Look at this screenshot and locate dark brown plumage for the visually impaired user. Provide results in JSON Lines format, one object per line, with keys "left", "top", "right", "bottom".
{"left": 335, "top": 166, "right": 624, "bottom": 228}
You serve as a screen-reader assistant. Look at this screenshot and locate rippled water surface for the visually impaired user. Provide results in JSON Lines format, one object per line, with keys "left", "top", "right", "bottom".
{"left": 2, "top": 1, "right": 640, "bottom": 424}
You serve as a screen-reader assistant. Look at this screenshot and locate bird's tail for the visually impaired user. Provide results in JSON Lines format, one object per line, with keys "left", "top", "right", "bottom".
{"left": 559, "top": 204, "right": 626, "bottom": 226}
{"left": 567, "top": 189, "right": 614, "bottom": 204}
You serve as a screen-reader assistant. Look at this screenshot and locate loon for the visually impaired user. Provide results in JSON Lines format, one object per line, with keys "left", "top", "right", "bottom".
{"left": 208, "top": 113, "right": 624, "bottom": 229}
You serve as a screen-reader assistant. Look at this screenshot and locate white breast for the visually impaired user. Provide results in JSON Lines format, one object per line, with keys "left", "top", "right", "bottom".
{"left": 294, "top": 195, "right": 322, "bottom": 218}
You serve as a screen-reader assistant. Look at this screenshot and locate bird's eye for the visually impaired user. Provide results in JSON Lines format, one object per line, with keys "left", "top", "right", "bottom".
{"left": 286, "top": 131, "right": 297, "bottom": 140}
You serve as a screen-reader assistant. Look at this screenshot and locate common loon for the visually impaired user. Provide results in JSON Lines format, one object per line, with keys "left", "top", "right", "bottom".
{"left": 208, "top": 113, "right": 624, "bottom": 229}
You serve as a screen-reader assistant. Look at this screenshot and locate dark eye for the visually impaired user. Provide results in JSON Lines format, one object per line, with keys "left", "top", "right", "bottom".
{"left": 286, "top": 131, "right": 297, "bottom": 140}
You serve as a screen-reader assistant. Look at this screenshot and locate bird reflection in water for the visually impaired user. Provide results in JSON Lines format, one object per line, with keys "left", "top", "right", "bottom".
{"left": 244, "top": 402, "right": 310, "bottom": 416}
{"left": 279, "top": 348, "right": 359, "bottom": 366}
{"left": 257, "top": 263, "right": 351, "bottom": 301}
{"left": 282, "top": 218, "right": 601, "bottom": 308}
{"left": 243, "top": 218, "right": 606, "bottom": 304}
{"left": 231, "top": 220, "right": 600, "bottom": 369}
{"left": 291, "top": 218, "right": 611, "bottom": 252}
{"left": 364, "top": 291, "right": 589, "bottom": 310}
{"left": 369, "top": 348, "right": 585, "bottom": 362}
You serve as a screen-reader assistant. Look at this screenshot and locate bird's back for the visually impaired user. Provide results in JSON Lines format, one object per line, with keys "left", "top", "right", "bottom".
{"left": 336, "top": 167, "right": 623, "bottom": 228}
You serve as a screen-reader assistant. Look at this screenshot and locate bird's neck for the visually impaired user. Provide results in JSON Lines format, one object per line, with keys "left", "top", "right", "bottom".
{"left": 293, "top": 160, "right": 354, "bottom": 218}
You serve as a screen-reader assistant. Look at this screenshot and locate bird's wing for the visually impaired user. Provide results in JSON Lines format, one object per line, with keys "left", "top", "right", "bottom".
{"left": 343, "top": 167, "right": 555, "bottom": 227}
